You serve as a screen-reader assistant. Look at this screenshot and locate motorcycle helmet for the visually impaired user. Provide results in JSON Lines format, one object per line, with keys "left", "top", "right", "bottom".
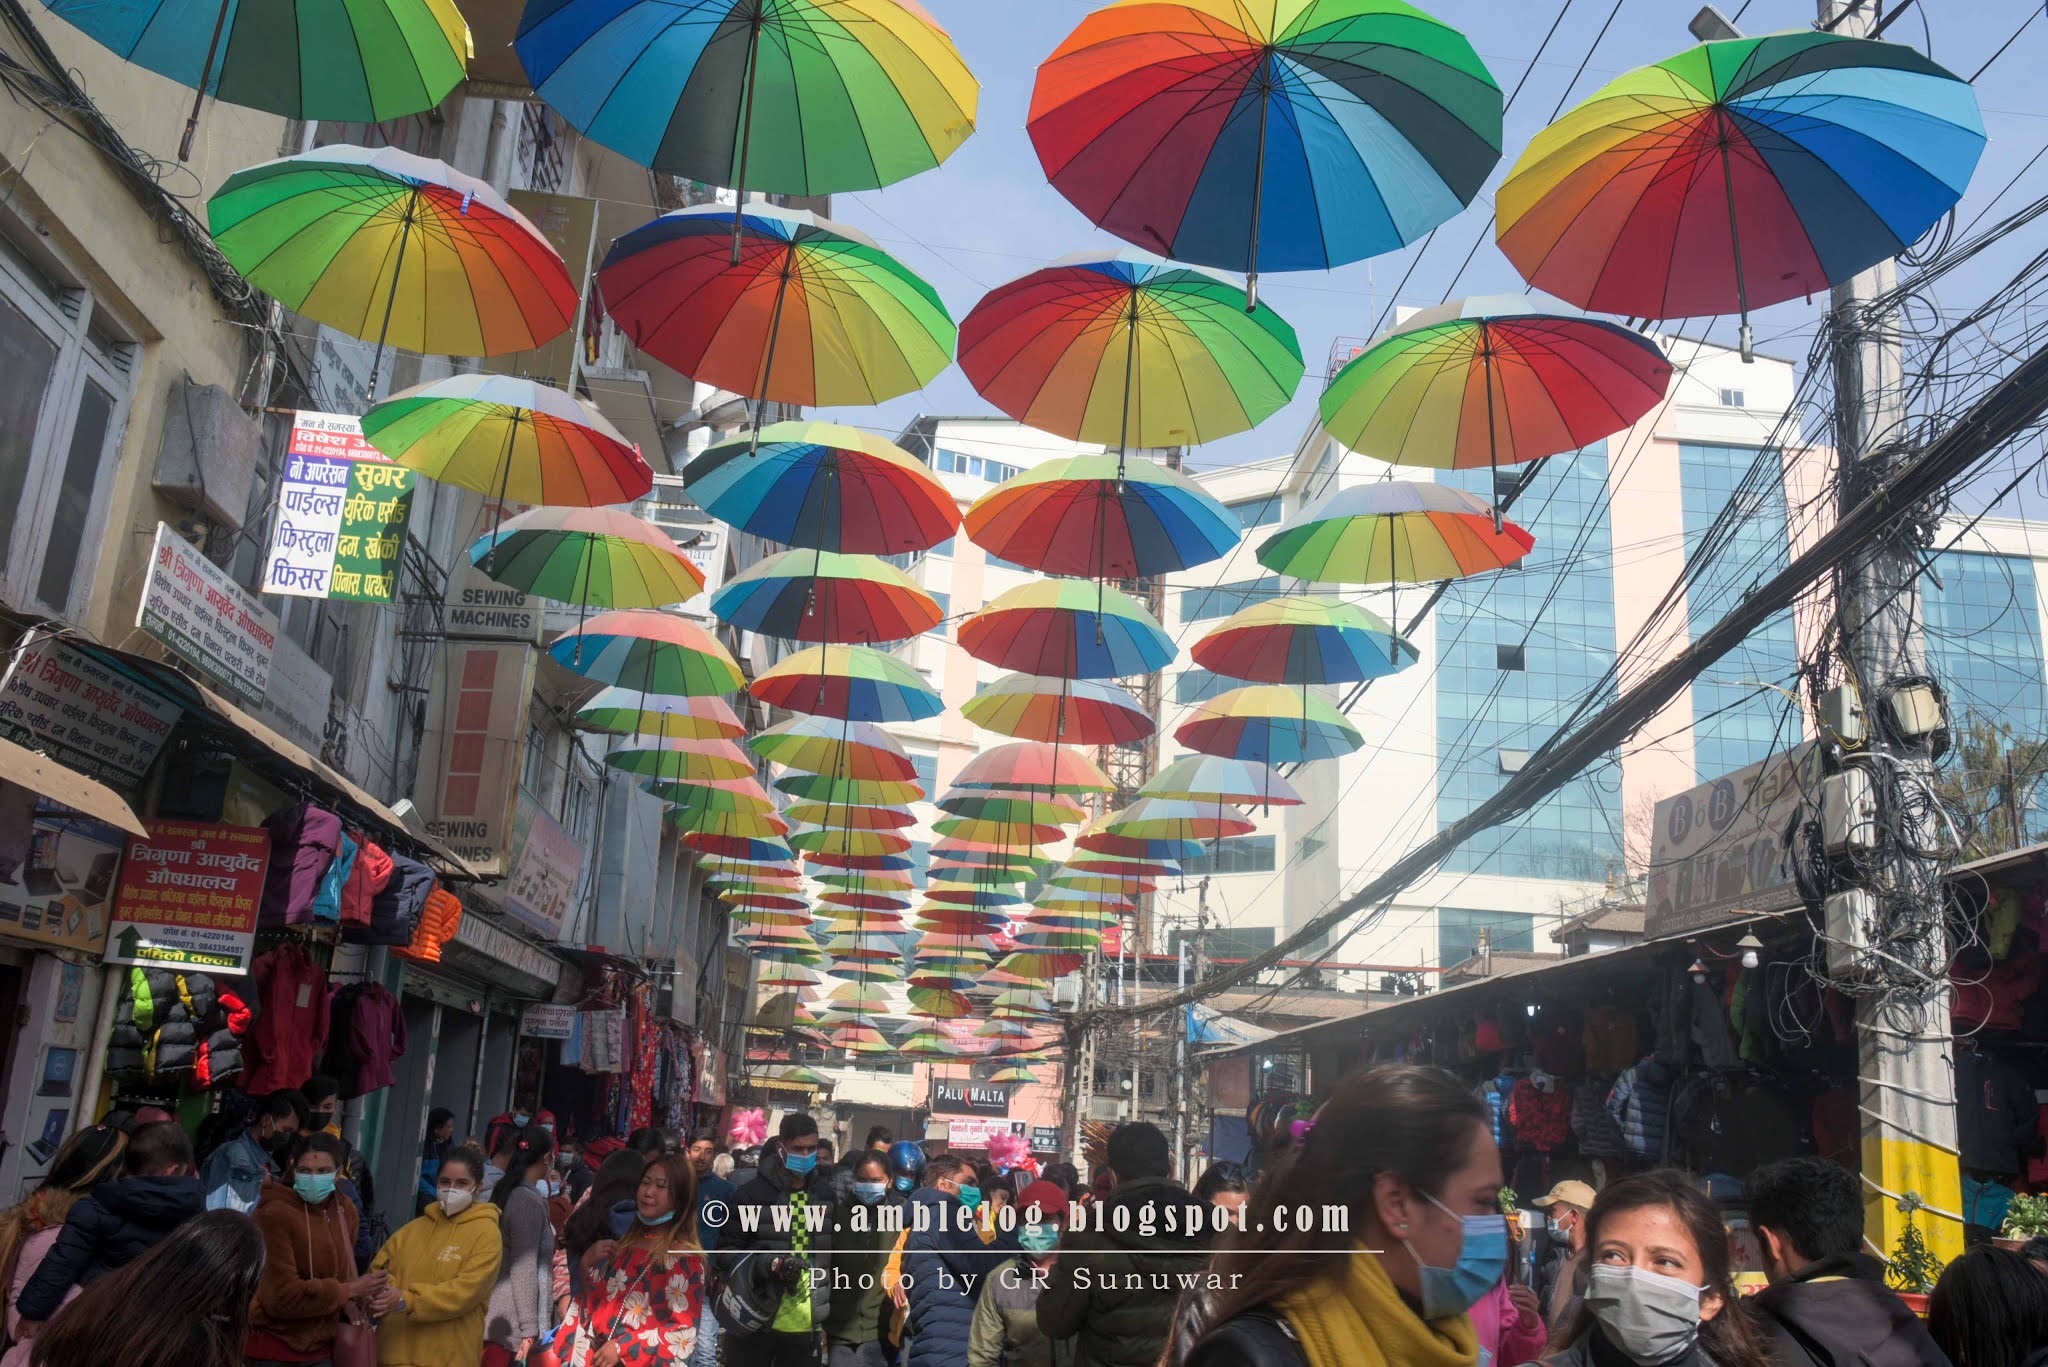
{"left": 886, "top": 1139, "right": 927, "bottom": 1193}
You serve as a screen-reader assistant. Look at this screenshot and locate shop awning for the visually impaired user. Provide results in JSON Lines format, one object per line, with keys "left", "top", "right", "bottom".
{"left": 0, "top": 735, "right": 146, "bottom": 836}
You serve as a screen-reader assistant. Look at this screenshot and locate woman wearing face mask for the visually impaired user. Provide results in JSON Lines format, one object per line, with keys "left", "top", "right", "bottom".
{"left": 825, "top": 1154, "right": 897, "bottom": 1367}
{"left": 246, "top": 1131, "right": 386, "bottom": 1367}
{"left": 369, "top": 1145, "right": 504, "bottom": 1367}
{"left": 485, "top": 1126, "right": 559, "bottom": 1367}
{"left": 969, "top": 1179, "right": 1069, "bottom": 1367}
{"left": 559, "top": 1152, "right": 704, "bottom": 1366}
{"left": 1532, "top": 1171, "right": 1769, "bottom": 1367}
{"left": 1169, "top": 1064, "right": 1507, "bottom": 1367}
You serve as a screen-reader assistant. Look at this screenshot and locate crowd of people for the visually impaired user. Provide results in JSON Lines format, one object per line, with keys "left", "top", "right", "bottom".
{"left": 0, "top": 1065, "right": 2045, "bottom": 1367}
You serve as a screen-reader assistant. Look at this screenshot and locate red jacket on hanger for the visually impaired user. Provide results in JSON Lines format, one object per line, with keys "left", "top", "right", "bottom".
{"left": 242, "top": 941, "right": 330, "bottom": 1095}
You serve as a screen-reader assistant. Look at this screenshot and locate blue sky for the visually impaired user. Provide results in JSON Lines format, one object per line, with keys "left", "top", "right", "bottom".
{"left": 814, "top": 0, "right": 2048, "bottom": 484}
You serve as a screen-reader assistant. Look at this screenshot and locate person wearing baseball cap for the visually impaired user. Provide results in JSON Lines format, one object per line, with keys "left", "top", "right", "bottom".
{"left": 1531, "top": 1179, "right": 1598, "bottom": 1324}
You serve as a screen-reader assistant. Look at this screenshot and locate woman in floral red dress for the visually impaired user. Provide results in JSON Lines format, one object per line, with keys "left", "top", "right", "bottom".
{"left": 563, "top": 1152, "right": 705, "bottom": 1367}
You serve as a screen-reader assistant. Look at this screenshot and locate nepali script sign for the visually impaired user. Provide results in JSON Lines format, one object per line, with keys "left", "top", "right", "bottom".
{"left": 0, "top": 640, "right": 179, "bottom": 788}
{"left": 107, "top": 821, "right": 268, "bottom": 972}
{"left": 138, "top": 524, "right": 277, "bottom": 709}
{"left": 263, "top": 412, "right": 416, "bottom": 601}
{"left": 1647, "top": 742, "right": 1819, "bottom": 939}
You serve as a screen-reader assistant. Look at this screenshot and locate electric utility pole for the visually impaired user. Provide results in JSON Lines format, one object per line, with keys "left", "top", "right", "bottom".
{"left": 1819, "top": 0, "right": 1962, "bottom": 1268}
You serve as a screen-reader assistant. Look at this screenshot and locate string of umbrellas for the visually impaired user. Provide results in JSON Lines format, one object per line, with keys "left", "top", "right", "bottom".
{"left": 51, "top": 0, "right": 1989, "bottom": 1075}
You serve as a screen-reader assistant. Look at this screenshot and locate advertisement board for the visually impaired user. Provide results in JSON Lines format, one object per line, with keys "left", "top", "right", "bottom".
{"left": 0, "top": 811, "right": 126, "bottom": 953}
{"left": 137, "top": 524, "right": 277, "bottom": 708}
{"left": 941, "top": 1117, "right": 1029, "bottom": 1150}
{"left": 1647, "top": 742, "right": 1819, "bottom": 938}
{"left": 930, "top": 1077, "right": 1011, "bottom": 1117}
{"left": 0, "top": 640, "right": 178, "bottom": 788}
{"left": 504, "top": 794, "right": 585, "bottom": 939}
{"left": 520, "top": 1004, "right": 576, "bottom": 1039}
{"left": 411, "top": 642, "right": 536, "bottom": 879}
{"left": 262, "top": 412, "right": 415, "bottom": 602}
{"left": 106, "top": 821, "right": 268, "bottom": 972}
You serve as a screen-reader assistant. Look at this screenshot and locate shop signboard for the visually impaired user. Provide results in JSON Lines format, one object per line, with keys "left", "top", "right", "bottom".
{"left": 504, "top": 794, "right": 584, "bottom": 939}
{"left": 1031, "top": 1125, "right": 1061, "bottom": 1154}
{"left": 941, "top": 1117, "right": 1028, "bottom": 1150}
{"left": 412, "top": 642, "right": 536, "bottom": 878}
{"left": 0, "top": 639, "right": 178, "bottom": 788}
{"left": 520, "top": 1004, "right": 577, "bottom": 1039}
{"left": 1647, "top": 742, "right": 1819, "bottom": 939}
{"left": 492, "top": 193, "right": 601, "bottom": 387}
{"left": 262, "top": 411, "right": 415, "bottom": 602}
{"left": 0, "top": 810, "right": 127, "bottom": 954}
{"left": 137, "top": 524, "right": 277, "bottom": 708}
{"left": 446, "top": 495, "right": 544, "bottom": 643}
{"left": 931, "top": 1077, "right": 1010, "bottom": 1117}
{"left": 106, "top": 821, "right": 268, "bottom": 972}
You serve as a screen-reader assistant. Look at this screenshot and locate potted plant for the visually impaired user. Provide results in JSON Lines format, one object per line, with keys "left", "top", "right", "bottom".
{"left": 1885, "top": 1192, "right": 1944, "bottom": 1315}
{"left": 1997, "top": 1192, "right": 2048, "bottom": 1251}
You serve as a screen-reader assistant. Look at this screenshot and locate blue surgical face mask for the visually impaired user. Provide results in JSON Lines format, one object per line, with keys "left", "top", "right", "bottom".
{"left": 1019, "top": 1223, "right": 1059, "bottom": 1253}
{"left": 512, "top": 1113, "right": 530, "bottom": 1126}
{"left": 641, "top": 1209, "right": 676, "bottom": 1227}
{"left": 294, "top": 1172, "right": 337, "bottom": 1204}
{"left": 956, "top": 1184, "right": 982, "bottom": 1212}
{"left": 854, "top": 1181, "right": 887, "bottom": 1204}
{"left": 893, "top": 1175, "right": 916, "bottom": 1192}
{"left": 784, "top": 1151, "right": 819, "bottom": 1176}
{"left": 1404, "top": 1191, "right": 1510, "bottom": 1319}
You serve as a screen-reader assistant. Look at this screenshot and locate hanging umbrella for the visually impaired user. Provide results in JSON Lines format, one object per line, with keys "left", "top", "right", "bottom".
{"left": 750, "top": 646, "right": 943, "bottom": 723}
{"left": 723, "top": 890, "right": 807, "bottom": 912}
{"left": 713, "top": 551, "right": 943, "bottom": 644}
{"left": 468, "top": 507, "right": 705, "bottom": 611}
{"left": 819, "top": 891, "right": 914, "bottom": 913}
{"left": 653, "top": 777, "right": 779, "bottom": 819}
{"left": 805, "top": 850, "right": 915, "bottom": 873}
{"left": 1257, "top": 482, "right": 1533, "bottom": 584}
{"left": 1076, "top": 829, "right": 1202, "bottom": 861}
{"left": 986, "top": 1064, "right": 1039, "bottom": 1085}
{"left": 1192, "top": 598, "right": 1416, "bottom": 685}
{"left": 367, "top": 376, "right": 651, "bottom": 513}
{"left": 515, "top": 0, "right": 976, "bottom": 204}
{"left": 795, "top": 825, "right": 915, "bottom": 858}
{"left": 959, "top": 580, "right": 1175, "bottom": 681}
{"left": 954, "top": 743, "right": 1114, "bottom": 796}
{"left": 1176, "top": 685, "right": 1365, "bottom": 764}
{"left": 576, "top": 690, "right": 743, "bottom": 742}
{"left": 1029, "top": 0, "right": 1502, "bottom": 306}
{"left": 1496, "top": 31, "right": 1984, "bottom": 357}
{"left": 959, "top": 249, "right": 1303, "bottom": 453}
{"left": 610, "top": 738, "right": 755, "bottom": 782}
{"left": 41, "top": 0, "right": 471, "bottom": 159}
{"left": 788, "top": 804, "right": 916, "bottom": 831}
{"left": 684, "top": 422, "right": 959, "bottom": 554}
{"left": 1143, "top": 755, "right": 1304, "bottom": 808}
{"left": 933, "top": 817, "right": 1066, "bottom": 847}
{"left": 816, "top": 870, "right": 916, "bottom": 894}
{"left": 208, "top": 147, "right": 577, "bottom": 392}
{"left": 598, "top": 208, "right": 955, "bottom": 437}
{"left": 549, "top": 611, "right": 745, "bottom": 692}
{"left": 689, "top": 832, "right": 796, "bottom": 861}
{"left": 964, "top": 454, "right": 1239, "bottom": 580}
{"left": 776, "top": 772, "right": 927, "bottom": 805}
{"left": 1104, "top": 798, "right": 1254, "bottom": 843}
{"left": 960, "top": 674, "right": 1154, "bottom": 745}
{"left": 936, "top": 789, "right": 1087, "bottom": 826}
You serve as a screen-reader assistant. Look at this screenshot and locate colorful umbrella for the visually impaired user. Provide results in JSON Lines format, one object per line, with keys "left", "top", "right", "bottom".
{"left": 788, "top": 803, "right": 916, "bottom": 832}
{"left": 751, "top": 646, "right": 943, "bottom": 723}
{"left": 965, "top": 453, "right": 1239, "bottom": 580}
{"left": 208, "top": 147, "right": 576, "bottom": 391}
{"left": 598, "top": 207, "right": 955, "bottom": 433}
{"left": 960, "top": 674, "right": 1155, "bottom": 745}
{"left": 1192, "top": 597, "right": 1416, "bottom": 685}
{"left": 652, "top": 778, "right": 779, "bottom": 818}
{"left": 713, "top": 550, "right": 942, "bottom": 646}
{"left": 44, "top": 0, "right": 470, "bottom": 159}
{"left": 1104, "top": 798, "right": 1254, "bottom": 842}
{"left": 365, "top": 375, "right": 651, "bottom": 510}
{"left": 576, "top": 689, "right": 743, "bottom": 742}
{"left": 610, "top": 738, "right": 755, "bottom": 783}
{"left": 685, "top": 832, "right": 795, "bottom": 862}
{"left": 816, "top": 870, "right": 916, "bottom": 894}
{"left": 776, "top": 772, "right": 927, "bottom": 806}
{"left": 1029, "top": 0, "right": 1501, "bottom": 306}
{"left": 959, "top": 249, "right": 1303, "bottom": 452}
{"left": 752, "top": 718, "right": 916, "bottom": 781}
{"left": 548, "top": 611, "right": 745, "bottom": 693}
{"left": 684, "top": 422, "right": 959, "bottom": 555}
{"left": 469, "top": 507, "right": 704, "bottom": 610}
{"left": 1176, "top": 685, "right": 1364, "bottom": 764}
{"left": 1143, "top": 755, "right": 1303, "bottom": 808}
{"left": 959, "top": 580, "right": 1175, "bottom": 681}
{"left": 936, "top": 789, "right": 1087, "bottom": 826}
{"left": 515, "top": 0, "right": 976, "bottom": 200}
{"left": 933, "top": 817, "right": 1067, "bottom": 847}
{"left": 1496, "top": 31, "right": 1984, "bottom": 356}
{"left": 954, "top": 743, "right": 1114, "bottom": 796}
{"left": 1257, "top": 482, "right": 1533, "bottom": 584}
{"left": 899, "top": 1026, "right": 965, "bottom": 1056}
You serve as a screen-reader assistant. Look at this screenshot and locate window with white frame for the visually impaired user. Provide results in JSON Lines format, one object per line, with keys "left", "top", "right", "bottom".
{"left": 0, "top": 227, "right": 135, "bottom": 622}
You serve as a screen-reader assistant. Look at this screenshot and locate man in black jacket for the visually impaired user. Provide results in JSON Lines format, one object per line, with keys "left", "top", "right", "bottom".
{"left": 1749, "top": 1157, "right": 1952, "bottom": 1367}
{"left": 17, "top": 1121, "right": 205, "bottom": 1325}
{"left": 718, "top": 1113, "right": 839, "bottom": 1367}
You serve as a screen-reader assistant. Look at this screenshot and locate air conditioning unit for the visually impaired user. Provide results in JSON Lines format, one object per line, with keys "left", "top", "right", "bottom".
{"left": 1821, "top": 768, "right": 1878, "bottom": 858}
{"left": 152, "top": 381, "right": 264, "bottom": 530}
{"left": 1823, "top": 888, "right": 1878, "bottom": 979}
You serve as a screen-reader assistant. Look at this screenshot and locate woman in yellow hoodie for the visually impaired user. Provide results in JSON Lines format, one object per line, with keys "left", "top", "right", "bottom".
{"left": 370, "top": 1143, "right": 504, "bottom": 1367}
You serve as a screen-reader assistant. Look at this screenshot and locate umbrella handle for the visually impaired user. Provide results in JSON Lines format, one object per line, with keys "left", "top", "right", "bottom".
{"left": 1482, "top": 332, "right": 1503, "bottom": 535}
{"left": 179, "top": 0, "right": 232, "bottom": 162}
{"left": 1718, "top": 134, "right": 1754, "bottom": 364}
{"left": 730, "top": 13, "right": 765, "bottom": 267}
{"left": 367, "top": 189, "right": 421, "bottom": 404}
{"left": 1245, "top": 67, "right": 1272, "bottom": 314}
{"left": 751, "top": 251, "right": 797, "bottom": 455}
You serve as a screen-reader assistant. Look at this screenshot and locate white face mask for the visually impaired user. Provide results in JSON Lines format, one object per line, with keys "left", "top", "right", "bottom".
{"left": 1585, "top": 1264, "right": 1705, "bottom": 1364}
{"left": 438, "top": 1188, "right": 474, "bottom": 1216}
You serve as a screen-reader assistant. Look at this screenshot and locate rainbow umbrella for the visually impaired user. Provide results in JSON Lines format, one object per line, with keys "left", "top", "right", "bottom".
{"left": 933, "top": 817, "right": 1066, "bottom": 847}
{"left": 685, "top": 422, "right": 959, "bottom": 554}
{"left": 986, "top": 1066, "right": 1041, "bottom": 1086}
{"left": 1104, "top": 798, "right": 1254, "bottom": 843}
{"left": 751, "top": 646, "right": 943, "bottom": 723}
{"left": 1029, "top": 0, "right": 1500, "bottom": 307}
{"left": 816, "top": 870, "right": 916, "bottom": 894}
{"left": 598, "top": 208, "right": 955, "bottom": 435}
{"left": 550, "top": 611, "right": 745, "bottom": 691}
{"left": 1192, "top": 598, "right": 1416, "bottom": 685}
{"left": 468, "top": 507, "right": 704, "bottom": 610}
{"left": 576, "top": 690, "right": 744, "bottom": 742}
{"left": 610, "top": 738, "right": 755, "bottom": 782}
{"left": 777, "top": 772, "right": 926, "bottom": 806}
{"left": 1143, "top": 755, "right": 1303, "bottom": 808}
{"left": 1257, "top": 482, "right": 1533, "bottom": 584}
{"left": 804, "top": 849, "right": 914, "bottom": 873}
{"left": 960, "top": 580, "right": 1174, "bottom": 681}
{"left": 959, "top": 249, "right": 1303, "bottom": 453}
{"left": 41, "top": 0, "right": 470, "bottom": 159}
{"left": 1176, "top": 685, "right": 1364, "bottom": 764}
{"left": 713, "top": 550, "right": 942, "bottom": 644}
{"left": 1077, "top": 828, "right": 1202, "bottom": 861}
{"left": 788, "top": 803, "right": 916, "bottom": 832}
{"left": 724, "top": 890, "right": 807, "bottom": 912}
{"left": 758, "top": 965, "right": 823, "bottom": 990}
{"left": 954, "top": 743, "right": 1114, "bottom": 797}
{"left": 819, "top": 891, "right": 914, "bottom": 913}
{"left": 936, "top": 789, "right": 1087, "bottom": 826}
{"left": 899, "top": 1027, "right": 963, "bottom": 1057}
{"left": 965, "top": 454, "right": 1239, "bottom": 579}
{"left": 960, "top": 674, "right": 1154, "bottom": 745}
{"left": 654, "top": 777, "right": 779, "bottom": 815}
{"left": 366, "top": 375, "right": 650, "bottom": 509}
{"left": 1497, "top": 31, "right": 1984, "bottom": 357}
{"left": 208, "top": 147, "right": 576, "bottom": 392}
{"left": 687, "top": 832, "right": 795, "bottom": 863}
{"left": 771, "top": 1065, "right": 830, "bottom": 1087}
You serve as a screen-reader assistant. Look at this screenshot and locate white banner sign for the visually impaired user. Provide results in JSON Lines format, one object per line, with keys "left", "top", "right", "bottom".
{"left": 0, "top": 640, "right": 179, "bottom": 787}
{"left": 504, "top": 795, "right": 584, "bottom": 939}
{"left": 1647, "top": 742, "right": 1818, "bottom": 938}
{"left": 137, "top": 524, "right": 276, "bottom": 708}
{"left": 520, "top": 1004, "right": 577, "bottom": 1039}
{"left": 263, "top": 412, "right": 415, "bottom": 602}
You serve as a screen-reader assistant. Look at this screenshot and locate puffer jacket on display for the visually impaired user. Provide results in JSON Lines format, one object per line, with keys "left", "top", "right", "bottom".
{"left": 309, "top": 832, "right": 358, "bottom": 924}
{"left": 261, "top": 801, "right": 342, "bottom": 925}
{"left": 356, "top": 853, "right": 434, "bottom": 946}
{"left": 339, "top": 837, "right": 391, "bottom": 928}
{"left": 1606, "top": 1058, "right": 1672, "bottom": 1161}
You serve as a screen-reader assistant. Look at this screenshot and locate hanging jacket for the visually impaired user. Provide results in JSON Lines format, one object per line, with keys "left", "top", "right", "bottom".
{"left": 242, "top": 941, "right": 331, "bottom": 1095}
{"left": 346, "top": 982, "right": 407, "bottom": 1097}
{"left": 1579, "top": 1006, "right": 1639, "bottom": 1076}
{"left": 261, "top": 801, "right": 343, "bottom": 926}
{"left": 1570, "top": 1079, "right": 1628, "bottom": 1158}
{"left": 339, "top": 837, "right": 391, "bottom": 929}
{"left": 1605, "top": 1059, "right": 1671, "bottom": 1161}
{"left": 15, "top": 1175, "right": 205, "bottom": 1320}
{"left": 357, "top": 853, "right": 434, "bottom": 947}
{"left": 370, "top": 1198, "right": 504, "bottom": 1367}
{"left": 248, "top": 1178, "right": 360, "bottom": 1358}
{"left": 309, "top": 832, "right": 359, "bottom": 925}
{"left": 1477, "top": 1075, "right": 1514, "bottom": 1148}
{"left": 1956, "top": 1048, "right": 2041, "bottom": 1175}
{"left": 1510, "top": 1078, "right": 1571, "bottom": 1152}
{"left": 1687, "top": 976, "right": 1740, "bottom": 1068}
{"left": 395, "top": 887, "right": 463, "bottom": 965}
